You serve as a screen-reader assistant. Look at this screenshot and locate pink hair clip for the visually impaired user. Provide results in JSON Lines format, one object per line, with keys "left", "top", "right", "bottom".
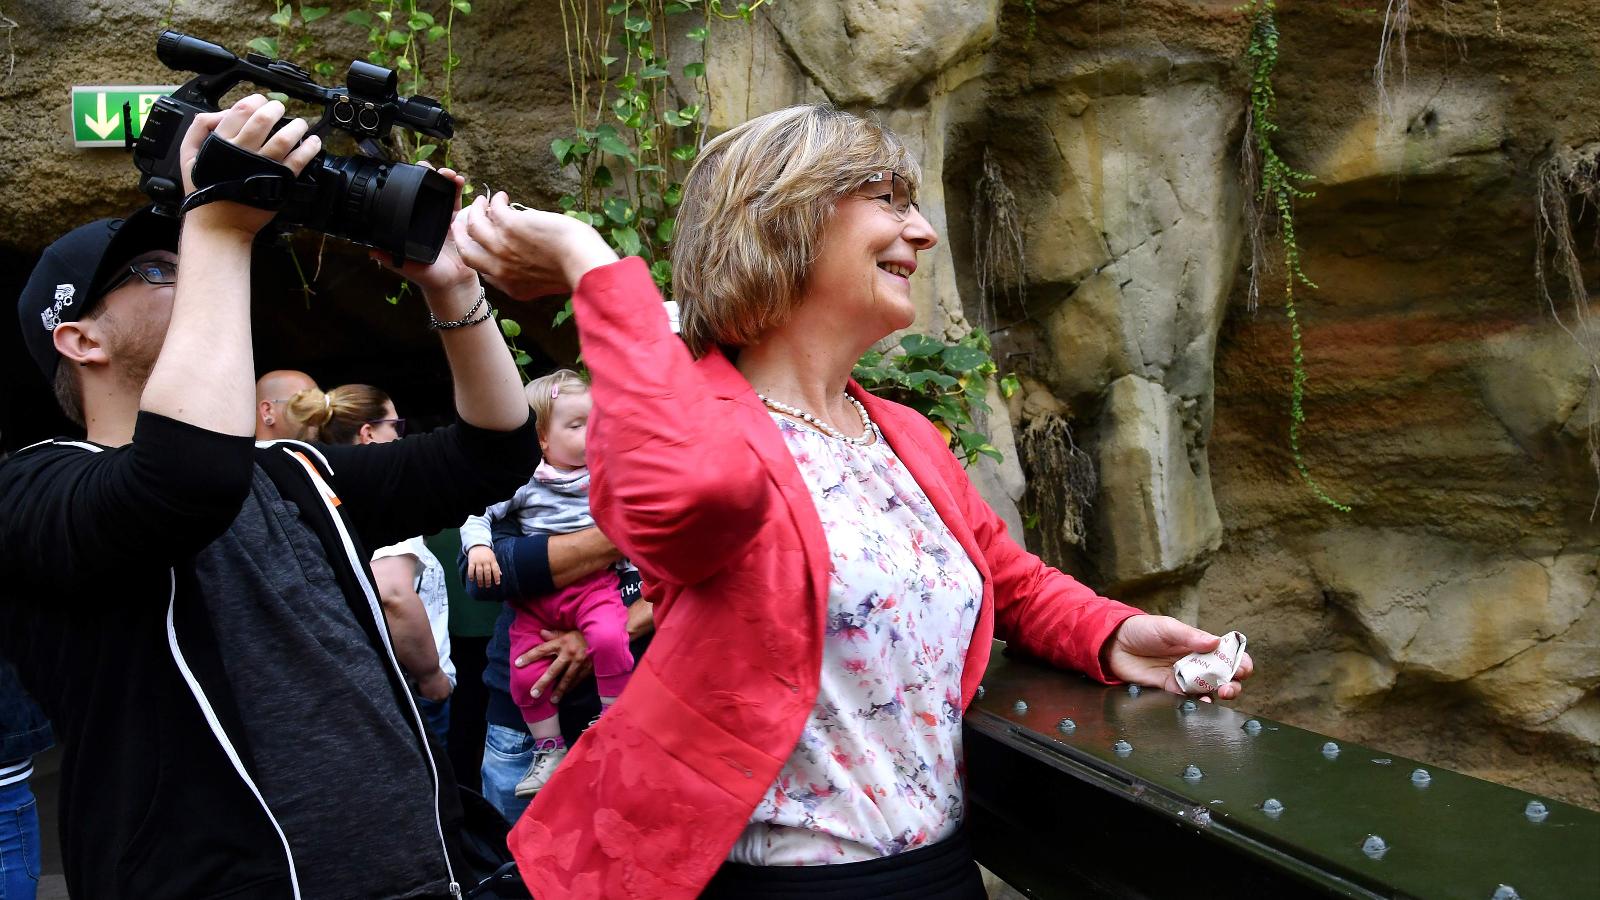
{"left": 551, "top": 383, "right": 561, "bottom": 399}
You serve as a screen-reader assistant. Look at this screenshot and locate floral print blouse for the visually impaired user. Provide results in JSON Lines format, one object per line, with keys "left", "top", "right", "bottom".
{"left": 726, "top": 413, "right": 983, "bottom": 867}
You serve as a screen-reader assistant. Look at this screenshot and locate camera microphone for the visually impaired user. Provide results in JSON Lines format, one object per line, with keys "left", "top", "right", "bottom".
{"left": 156, "top": 32, "right": 238, "bottom": 75}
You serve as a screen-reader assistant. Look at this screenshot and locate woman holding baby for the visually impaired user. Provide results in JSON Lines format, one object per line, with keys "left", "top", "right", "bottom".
{"left": 456, "top": 104, "right": 1254, "bottom": 899}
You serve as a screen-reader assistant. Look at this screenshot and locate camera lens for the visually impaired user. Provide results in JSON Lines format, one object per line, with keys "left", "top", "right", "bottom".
{"left": 295, "top": 156, "right": 451, "bottom": 264}
{"left": 373, "top": 164, "right": 455, "bottom": 263}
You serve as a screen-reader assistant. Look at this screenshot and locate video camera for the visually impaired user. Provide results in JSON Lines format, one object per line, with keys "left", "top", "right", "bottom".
{"left": 134, "top": 31, "right": 457, "bottom": 264}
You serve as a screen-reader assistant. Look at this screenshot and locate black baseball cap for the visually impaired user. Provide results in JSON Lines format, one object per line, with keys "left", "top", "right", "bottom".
{"left": 17, "top": 206, "right": 180, "bottom": 382}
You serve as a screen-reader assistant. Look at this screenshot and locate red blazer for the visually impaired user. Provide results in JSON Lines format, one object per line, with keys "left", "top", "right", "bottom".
{"left": 509, "top": 258, "right": 1141, "bottom": 898}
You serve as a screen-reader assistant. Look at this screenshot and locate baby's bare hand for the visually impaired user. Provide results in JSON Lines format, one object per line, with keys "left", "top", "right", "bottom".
{"left": 467, "top": 545, "right": 501, "bottom": 588}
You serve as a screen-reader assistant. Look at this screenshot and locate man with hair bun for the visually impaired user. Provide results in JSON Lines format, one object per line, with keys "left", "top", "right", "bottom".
{"left": 0, "top": 94, "right": 535, "bottom": 899}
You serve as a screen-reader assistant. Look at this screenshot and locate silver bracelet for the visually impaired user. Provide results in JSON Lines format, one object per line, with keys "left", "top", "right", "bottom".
{"left": 428, "top": 286, "right": 493, "bottom": 330}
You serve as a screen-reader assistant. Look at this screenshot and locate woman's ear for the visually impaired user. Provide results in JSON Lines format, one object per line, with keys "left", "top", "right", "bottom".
{"left": 358, "top": 422, "right": 377, "bottom": 445}
{"left": 52, "top": 321, "right": 108, "bottom": 369}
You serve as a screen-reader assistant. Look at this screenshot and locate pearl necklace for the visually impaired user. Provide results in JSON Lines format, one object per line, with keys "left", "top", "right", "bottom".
{"left": 757, "top": 392, "right": 874, "bottom": 445}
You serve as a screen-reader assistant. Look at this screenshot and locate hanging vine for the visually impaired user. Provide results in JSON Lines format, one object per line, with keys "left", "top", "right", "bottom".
{"left": 1019, "top": 412, "right": 1098, "bottom": 561}
{"left": 1372, "top": 0, "right": 1411, "bottom": 118}
{"left": 0, "top": 2, "right": 16, "bottom": 80}
{"left": 1239, "top": 0, "right": 1352, "bottom": 512}
{"left": 970, "top": 146, "right": 1027, "bottom": 335}
{"left": 550, "top": 0, "right": 722, "bottom": 304}
{"left": 1533, "top": 145, "right": 1600, "bottom": 518}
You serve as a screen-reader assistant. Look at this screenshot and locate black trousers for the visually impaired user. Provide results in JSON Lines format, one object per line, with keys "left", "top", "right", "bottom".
{"left": 699, "top": 829, "right": 986, "bottom": 900}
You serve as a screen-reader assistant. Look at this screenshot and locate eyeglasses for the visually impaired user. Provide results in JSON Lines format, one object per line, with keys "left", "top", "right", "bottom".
{"left": 366, "top": 417, "right": 407, "bottom": 437}
{"left": 106, "top": 259, "right": 178, "bottom": 293}
{"left": 849, "top": 171, "right": 917, "bottom": 221}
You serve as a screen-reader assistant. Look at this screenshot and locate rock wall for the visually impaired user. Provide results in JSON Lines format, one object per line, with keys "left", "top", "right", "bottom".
{"left": 1197, "top": 0, "right": 1600, "bottom": 807}
{"left": 1, "top": 0, "right": 1595, "bottom": 806}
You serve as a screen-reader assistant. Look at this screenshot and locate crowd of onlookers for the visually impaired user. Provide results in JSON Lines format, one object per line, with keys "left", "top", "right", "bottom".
{"left": 257, "top": 365, "right": 650, "bottom": 822}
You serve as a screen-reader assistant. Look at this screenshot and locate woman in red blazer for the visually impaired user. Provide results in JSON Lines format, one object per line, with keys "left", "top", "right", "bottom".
{"left": 457, "top": 105, "right": 1253, "bottom": 899}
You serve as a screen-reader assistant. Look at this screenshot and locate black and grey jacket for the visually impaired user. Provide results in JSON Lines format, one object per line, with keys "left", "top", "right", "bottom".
{"left": 0, "top": 411, "right": 536, "bottom": 900}
{"left": 0, "top": 656, "right": 51, "bottom": 769}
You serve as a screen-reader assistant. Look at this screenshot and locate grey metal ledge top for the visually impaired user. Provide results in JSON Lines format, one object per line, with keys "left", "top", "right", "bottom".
{"left": 966, "top": 646, "right": 1600, "bottom": 900}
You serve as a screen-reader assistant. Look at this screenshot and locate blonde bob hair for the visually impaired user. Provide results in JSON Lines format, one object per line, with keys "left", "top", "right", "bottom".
{"left": 671, "top": 104, "right": 921, "bottom": 358}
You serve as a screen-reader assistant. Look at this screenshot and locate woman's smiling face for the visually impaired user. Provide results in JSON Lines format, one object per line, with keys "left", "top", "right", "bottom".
{"left": 800, "top": 171, "right": 939, "bottom": 344}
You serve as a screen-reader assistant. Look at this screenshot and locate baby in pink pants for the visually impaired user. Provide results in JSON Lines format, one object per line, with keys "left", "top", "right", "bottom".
{"left": 461, "top": 370, "right": 633, "bottom": 798}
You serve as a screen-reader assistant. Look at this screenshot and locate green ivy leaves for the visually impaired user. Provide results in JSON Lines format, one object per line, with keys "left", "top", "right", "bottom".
{"left": 611, "top": 227, "right": 643, "bottom": 257}
{"left": 544, "top": 0, "right": 714, "bottom": 327}
{"left": 601, "top": 197, "right": 637, "bottom": 224}
{"left": 597, "top": 129, "right": 634, "bottom": 159}
{"left": 854, "top": 331, "right": 1006, "bottom": 465}
{"left": 939, "top": 344, "right": 990, "bottom": 373}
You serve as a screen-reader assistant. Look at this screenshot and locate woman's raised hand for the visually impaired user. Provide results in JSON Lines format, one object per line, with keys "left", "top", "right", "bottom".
{"left": 455, "top": 191, "right": 619, "bottom": 300}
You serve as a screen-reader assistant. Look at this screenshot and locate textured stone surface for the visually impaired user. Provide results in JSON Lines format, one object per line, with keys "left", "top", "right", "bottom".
{"left": 938, "top": 55, "right": 1244, "bottom": 589}
{"left": 1312, "top": 75, "right": 1512, "bottom": 187}
{"left": 1095, "top": 375, "right": 1222, "bottom": 587}
{"left": 767, "top": 0, "right": 1001, "bottom": 107}
{"left": 1305, "top": 530, "right": 1592, "bottom": 687}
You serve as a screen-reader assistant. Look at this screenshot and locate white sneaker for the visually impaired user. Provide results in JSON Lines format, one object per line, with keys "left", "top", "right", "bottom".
{"left": 513, "top": 740, "right": 568, "bottom": 798}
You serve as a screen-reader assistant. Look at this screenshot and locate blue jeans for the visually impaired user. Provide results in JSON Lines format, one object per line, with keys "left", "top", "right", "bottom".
{"left": 0, "top": 777, "right": 40, "bottom": 900}
{"left": 417, "top": 695, "right": 451, "bottom": 750}
{"left": 480, "top": 722, "right": 535, "bottom": 825}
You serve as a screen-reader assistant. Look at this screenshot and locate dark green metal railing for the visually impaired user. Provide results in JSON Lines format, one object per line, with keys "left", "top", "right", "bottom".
{"left": 964, "top": 645, "right": 1600, "bottom": 899}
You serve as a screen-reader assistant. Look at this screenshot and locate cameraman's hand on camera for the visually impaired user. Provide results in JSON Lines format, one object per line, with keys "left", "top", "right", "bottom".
{"left": 141, "top": 94, "right": 320, "bottom": 439}
{"left": 180, "top": 95, "right": 321, "bottom": 239}
{"left": 375, "top": 166, "right": 478, "bottom": 297}
{"left": 455, "top": 192, "right": 618, "bottom": 301}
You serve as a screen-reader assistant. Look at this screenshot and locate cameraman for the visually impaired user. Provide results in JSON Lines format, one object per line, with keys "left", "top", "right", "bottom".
{"left": 0, "top": 94, "right": 534, "bottom": 898}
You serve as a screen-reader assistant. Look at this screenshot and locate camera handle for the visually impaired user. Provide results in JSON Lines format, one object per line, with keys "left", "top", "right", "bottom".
{"left": 179, "top": 133, "right": 314, "bottom": 215}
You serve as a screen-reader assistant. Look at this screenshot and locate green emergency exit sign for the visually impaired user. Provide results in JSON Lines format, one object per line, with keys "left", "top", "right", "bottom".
{"left": 71, "top": 86, "right": 179, "bottom": 148}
